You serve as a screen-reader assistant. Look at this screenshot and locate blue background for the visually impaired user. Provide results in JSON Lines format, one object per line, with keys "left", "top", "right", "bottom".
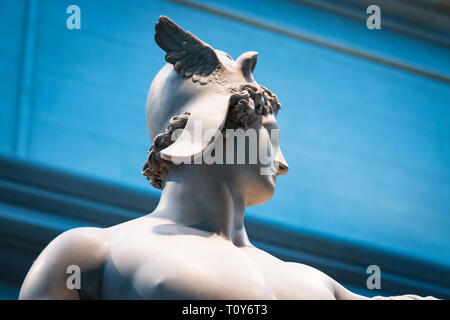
{"left": 0, "top": 0, "right": 449, "bottom": 298}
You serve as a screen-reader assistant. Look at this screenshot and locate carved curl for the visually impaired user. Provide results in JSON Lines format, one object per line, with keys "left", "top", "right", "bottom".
{"left": 142, "top": 112, "right": 190, "bottom": 189}
{"left": 142, "top": 85, "right": 281, "bottom": 189}
{"left": 226, "top": 84, "right": 281, "bottom": 129}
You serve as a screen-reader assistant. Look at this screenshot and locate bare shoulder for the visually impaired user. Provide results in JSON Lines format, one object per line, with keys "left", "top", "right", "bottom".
{"left": 52, "top": 227, "right": 108, "bottom": 256}
{"left": 286, "top": 261, "right": 331, "bottom": 279}
{"left": 19, "top": 227, "right": 108, "bottom": 300}
{"left": 34, "top": 226, "right": 109, "bottom": 269}
{"left": 286, "top": 261, "right": 369, "bottom": 300}
{"left": 286, "top": 262, "right": 336, "bottom": 290}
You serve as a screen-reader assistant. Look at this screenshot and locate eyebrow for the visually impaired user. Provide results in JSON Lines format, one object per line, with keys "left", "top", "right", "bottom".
{"left": 263, "top": 121, "right": 279, "bottom": 131}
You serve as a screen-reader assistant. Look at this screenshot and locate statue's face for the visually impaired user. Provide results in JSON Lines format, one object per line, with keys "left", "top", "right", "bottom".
{"left": 220, "top": 112, "right": 289, "bottom": 207}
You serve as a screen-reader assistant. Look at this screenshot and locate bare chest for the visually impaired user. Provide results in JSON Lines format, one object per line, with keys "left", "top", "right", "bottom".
{"left": 100, "top": 232, "right": 335, "bottom": 300}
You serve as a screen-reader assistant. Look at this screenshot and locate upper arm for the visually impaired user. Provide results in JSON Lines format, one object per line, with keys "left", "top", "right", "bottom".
{"left": 19, "top": 227, "right": 108, "bottom": 300}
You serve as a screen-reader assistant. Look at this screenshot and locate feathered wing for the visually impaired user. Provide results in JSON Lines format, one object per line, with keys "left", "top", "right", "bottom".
{"left": 154, "top": 16, "right": 222, "bottom": 84}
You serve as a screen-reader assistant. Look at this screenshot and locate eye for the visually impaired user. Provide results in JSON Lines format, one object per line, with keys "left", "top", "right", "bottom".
{"left": 264, "top": 124, "right": 278, "bottom": 138}
{"left": 226, "top": 54, "right": 232, "bottom": 60}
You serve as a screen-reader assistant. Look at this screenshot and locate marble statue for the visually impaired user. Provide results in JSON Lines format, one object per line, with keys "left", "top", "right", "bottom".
{"left": 19, "top": 16, "right": 436, "bottom": 300}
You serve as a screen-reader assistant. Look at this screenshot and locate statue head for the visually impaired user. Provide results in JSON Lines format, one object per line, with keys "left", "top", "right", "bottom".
{"left": 143, "top": 16, "right": 288, "bottom": 206}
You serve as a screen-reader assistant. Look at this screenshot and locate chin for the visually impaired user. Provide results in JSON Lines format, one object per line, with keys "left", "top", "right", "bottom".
{"left": 245, "top": 174, "right": 276, "bottom": 207}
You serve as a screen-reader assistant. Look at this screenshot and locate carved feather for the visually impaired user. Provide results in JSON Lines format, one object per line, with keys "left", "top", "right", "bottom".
{"left": 154, "top": 16, "right": 223, "bottom": 84}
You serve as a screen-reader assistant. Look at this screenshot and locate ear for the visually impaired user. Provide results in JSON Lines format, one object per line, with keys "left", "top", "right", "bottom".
{"left": 236, "top": 51, "right": 258, "bottom": 81}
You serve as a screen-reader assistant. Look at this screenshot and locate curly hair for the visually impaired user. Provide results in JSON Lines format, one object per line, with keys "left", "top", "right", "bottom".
{"left": 142, "top": 84, "right": 281, "bottom": 189}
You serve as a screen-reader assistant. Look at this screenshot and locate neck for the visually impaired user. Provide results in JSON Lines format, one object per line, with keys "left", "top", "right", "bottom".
{"left": 151, "top": 164, "right": 251, "bottom": 247}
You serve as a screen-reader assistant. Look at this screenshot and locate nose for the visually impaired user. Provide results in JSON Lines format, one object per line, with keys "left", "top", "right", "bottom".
{"left": 277, "top": 161, "right": 289, "bottom": 175}
{"left": 275, "top": 149, "right": 289, "bottom": 175}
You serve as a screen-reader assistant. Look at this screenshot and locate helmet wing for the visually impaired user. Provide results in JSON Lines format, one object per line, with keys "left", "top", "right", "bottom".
{"left": 155, "top": 16, "right": 222, "bottom": 84}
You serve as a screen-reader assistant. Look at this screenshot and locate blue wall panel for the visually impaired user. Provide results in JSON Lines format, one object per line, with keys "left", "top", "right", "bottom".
{"left": 0, "top": 1, "right": 27, "bottom": 154}
{"left": 0, "top": 0, "right": 449, "bottom": 284}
